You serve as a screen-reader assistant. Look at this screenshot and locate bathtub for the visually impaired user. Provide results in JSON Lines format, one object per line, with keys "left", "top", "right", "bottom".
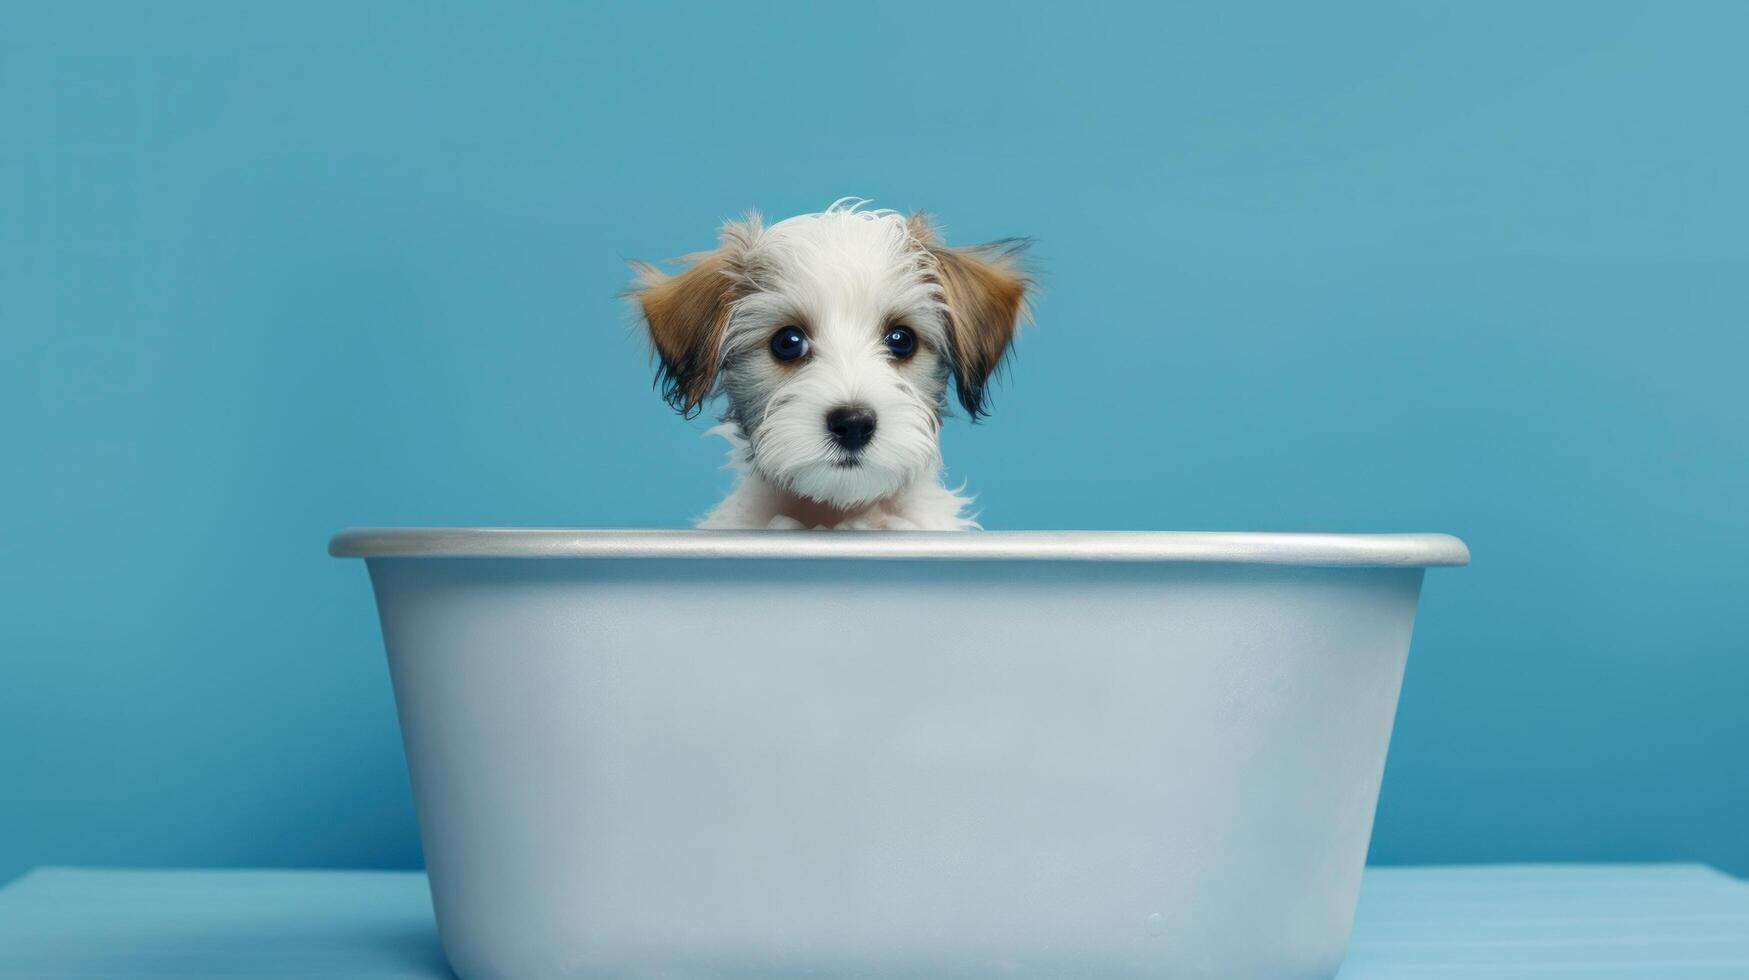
{"left": 332, "top": 528, "right": 1468, "bottom": 980}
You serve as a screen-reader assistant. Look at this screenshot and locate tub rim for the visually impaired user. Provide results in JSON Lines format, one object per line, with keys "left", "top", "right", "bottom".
{"left": 328, "top": 528, "right": 1469, "bottom": 567}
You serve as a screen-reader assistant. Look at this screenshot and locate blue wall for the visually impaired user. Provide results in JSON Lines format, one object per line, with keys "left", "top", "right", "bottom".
{"left": 4, "top": 2, "right": 1745, "bottom": 884}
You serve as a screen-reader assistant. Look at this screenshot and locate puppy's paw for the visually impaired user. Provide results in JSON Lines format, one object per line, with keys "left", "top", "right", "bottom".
{"left": 765, "top": 514, "right": 806, "bottom": 530}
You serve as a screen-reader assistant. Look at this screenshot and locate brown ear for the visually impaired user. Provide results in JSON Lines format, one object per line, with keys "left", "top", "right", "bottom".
{"left": 915, "top": 216, "right": 1031, "bottom": 419}
{"left": 628, "top": 250, "right": 741, "bottom": 417}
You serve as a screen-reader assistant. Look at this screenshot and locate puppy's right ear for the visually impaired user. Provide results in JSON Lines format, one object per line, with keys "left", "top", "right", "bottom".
{"left": 628, "top": 218, "right": 756, "bottom": 417}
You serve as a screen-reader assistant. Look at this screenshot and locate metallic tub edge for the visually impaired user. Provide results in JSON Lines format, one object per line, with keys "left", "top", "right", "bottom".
{"left": 329, "top": 528, "right": 1470, "bottom": 567}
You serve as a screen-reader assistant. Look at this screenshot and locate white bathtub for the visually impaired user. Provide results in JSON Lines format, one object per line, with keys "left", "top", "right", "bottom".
{"left": 332, "top": 529, "right": 1468, "bottom": 980}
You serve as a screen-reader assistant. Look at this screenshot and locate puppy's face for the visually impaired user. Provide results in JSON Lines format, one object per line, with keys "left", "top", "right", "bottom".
{"left": 632, "top": 201, "right": 1028, "bottom": 509}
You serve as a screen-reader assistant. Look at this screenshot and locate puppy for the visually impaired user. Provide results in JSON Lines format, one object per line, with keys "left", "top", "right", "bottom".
{"left": 630, "top": 199, "right": 1031, "bottom": 530}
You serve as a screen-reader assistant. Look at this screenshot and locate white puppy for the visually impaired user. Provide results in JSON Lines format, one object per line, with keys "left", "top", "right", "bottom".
{"left": 630, "top": 199, "right": 1031, "bottom": 530}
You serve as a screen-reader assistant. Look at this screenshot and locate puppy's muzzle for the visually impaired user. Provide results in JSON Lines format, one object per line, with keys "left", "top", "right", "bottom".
{"left": 825, "top": 405, "right": 877, "bottom": 453}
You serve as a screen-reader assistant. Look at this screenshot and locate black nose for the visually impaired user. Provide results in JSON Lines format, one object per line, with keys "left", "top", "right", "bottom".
{"left": 825, "top": 405, "right": 877, "bottom": 452}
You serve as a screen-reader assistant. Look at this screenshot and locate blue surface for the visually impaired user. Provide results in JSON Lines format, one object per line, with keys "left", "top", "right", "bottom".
{"left": 3, "top": 866, "right": 1746, "bottom": 978}
{"left": 3, "top": 2, "right": 1748, "bottom": 884}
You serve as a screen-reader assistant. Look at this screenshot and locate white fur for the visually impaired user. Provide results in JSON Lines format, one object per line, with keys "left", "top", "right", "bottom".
{"left": 645, "top": 199, "right": 1012, "bottom": 531}
{"left": 697, "top": 423, "right": 979, "bottom": 530}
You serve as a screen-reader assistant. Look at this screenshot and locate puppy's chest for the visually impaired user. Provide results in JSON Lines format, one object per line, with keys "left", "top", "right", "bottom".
{"left": 766, "top": 508, "right": 922, "bottom": 531}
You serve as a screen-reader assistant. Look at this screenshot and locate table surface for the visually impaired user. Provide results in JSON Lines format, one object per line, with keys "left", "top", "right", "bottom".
{"left": 2, "top": 864, "right": 1746, "bottom": 978}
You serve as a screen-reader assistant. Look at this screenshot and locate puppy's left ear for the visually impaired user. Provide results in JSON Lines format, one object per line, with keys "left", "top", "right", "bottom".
{"left": 911, "top": 214, "right": 1032, "bottom": 420}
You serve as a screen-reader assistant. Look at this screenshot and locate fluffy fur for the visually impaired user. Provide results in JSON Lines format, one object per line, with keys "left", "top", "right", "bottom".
{"left": 630, "top": 199, "right": 1030, "bottom": 530}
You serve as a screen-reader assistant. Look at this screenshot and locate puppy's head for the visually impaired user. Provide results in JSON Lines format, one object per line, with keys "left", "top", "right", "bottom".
{"left": 630, "top": 200, "right": 1030, "bottom": 509}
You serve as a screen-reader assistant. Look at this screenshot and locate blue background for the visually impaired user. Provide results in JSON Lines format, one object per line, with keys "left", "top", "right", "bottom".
{"left": 3, "top": 2, "right": 1745, "bottom": 885}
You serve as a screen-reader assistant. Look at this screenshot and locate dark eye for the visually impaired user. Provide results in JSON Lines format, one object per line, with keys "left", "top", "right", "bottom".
{"left": 770, "top": 326, "right": 809, "bottom": 362}
{"left": 884, "top": 325, "right": 917, "bottom": 359}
